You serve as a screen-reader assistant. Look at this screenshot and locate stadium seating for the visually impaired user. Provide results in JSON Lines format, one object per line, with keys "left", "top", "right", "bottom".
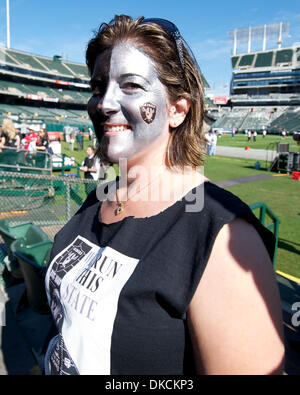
{"left": 231, "top": 56, "right": 239, "bottom": 69}
{"left": 240, "top": 107, "right": 272, "bottom": 131}
{"left": 212, "top": 105, "right": 297, "bottom": 133}
{"left": 254, "top": 51, "right": 273, "bottom": 68}
{"left": 229, "top": 43, "right": 300, "bottom": 127}
{"left": 275, "top": 49, "right": 293, "bottom": 65}
{"left": 34, "top": 55, "right": 74, "bottom": 77}
{"left": 269, "top": 107, "right": 300, "bottom": 132}
{"left": 0, "top": 78, "right": 90, "bottom": 103}
{"left": 4, "top": 48, "right": 46, "bottom": 71}
{"left": 238, "top": 54, "right": 255, "bottom": 68}
{"left": 63, "top": 61, "right": 90, "bottom": 79}
{"left": 212, "top": 108, "right": 249, "bottom": 129}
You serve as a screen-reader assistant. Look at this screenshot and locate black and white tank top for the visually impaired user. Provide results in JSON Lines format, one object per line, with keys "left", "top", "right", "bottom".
{"left": 44, "top": 181, "right": 275, "bottom": 375}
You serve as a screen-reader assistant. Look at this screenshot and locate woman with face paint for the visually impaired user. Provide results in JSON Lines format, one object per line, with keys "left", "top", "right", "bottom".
{"left": 44, "top": 15, "right": 284, "bottom": 375}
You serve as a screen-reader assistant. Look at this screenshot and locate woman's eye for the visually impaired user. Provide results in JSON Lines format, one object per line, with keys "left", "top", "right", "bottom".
{"left": 122, "top": 82, "right": 143, "bottom": 91}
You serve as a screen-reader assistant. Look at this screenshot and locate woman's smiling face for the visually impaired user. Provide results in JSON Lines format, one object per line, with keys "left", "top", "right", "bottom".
{"left": 87, "top": 42, "right": 170, "bottom": 163}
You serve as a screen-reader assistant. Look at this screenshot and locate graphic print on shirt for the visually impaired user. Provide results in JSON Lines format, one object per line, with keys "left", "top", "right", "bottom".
{"left": 46, "top": 334, "right": 79, "bottom": 375}
{"left": 48, "top": 237, "right": 94, "bottom": 331}
{"left": 45, "top": 235, "right": 139, "bottom": 375}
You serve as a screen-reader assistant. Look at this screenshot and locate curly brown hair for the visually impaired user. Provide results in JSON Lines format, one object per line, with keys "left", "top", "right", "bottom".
{"left": 86, "top": 14, "right": 206, "bottom": 169}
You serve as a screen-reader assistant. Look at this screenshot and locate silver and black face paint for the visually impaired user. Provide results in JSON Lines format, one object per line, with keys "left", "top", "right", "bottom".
{"left": 87, "top": 42, "right": 170, "bottom": 163}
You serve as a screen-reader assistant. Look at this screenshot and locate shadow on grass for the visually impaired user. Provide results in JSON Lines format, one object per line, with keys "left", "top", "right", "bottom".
{"left": 278, "top": 238, "right": 300, "bottom": 256}
{"left": 244, "top": 165, "right": 273, "bottom": 172}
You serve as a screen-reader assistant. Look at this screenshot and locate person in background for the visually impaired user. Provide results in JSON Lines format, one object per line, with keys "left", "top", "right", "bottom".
{"left": 23, "top": 128, "right": 39, "bottom": 151}
{"left": 0, "top": 118, "right": 20, "bottom": 149}
{"left": 210, "top": 130, "right": 217, "bottom": 155}
{"left": 36, "top": 129, "right": 49, "bottom": 151}
{"left": 76, "top": 128, "right": 84, "bottom": 151}
{"left": 88, "top": 127, "right": 93, "bottom": 141}
{"left": 80, "top": 145, "right": 100, "bottom": 195}
{"left": 247, "top": 130, "right": 252, "bottom": 142}
{"left": 205, "top": 129, "right": 213, "bottom": 155}
{"left": 69, "top": 132, "right": 75, "bottom": 151}
{"left": 253, "top": 130, "right": 257, "bottom": 142}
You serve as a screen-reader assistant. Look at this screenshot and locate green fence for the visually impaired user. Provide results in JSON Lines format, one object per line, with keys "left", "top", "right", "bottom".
{"left": 0, "top": 147, "right": 52, "bottom": 175}
{"left": 0, "top": 170, "right": 101, "bottom": 241}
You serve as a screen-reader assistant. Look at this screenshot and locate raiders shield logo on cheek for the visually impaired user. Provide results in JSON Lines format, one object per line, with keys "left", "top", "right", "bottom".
{"left": 140, "top": 102, "right": 157, "bottom": 124}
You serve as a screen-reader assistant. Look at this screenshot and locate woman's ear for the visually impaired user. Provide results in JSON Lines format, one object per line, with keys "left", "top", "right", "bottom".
{"left": 168, "top": 98, "right": 191, "bottom": 129}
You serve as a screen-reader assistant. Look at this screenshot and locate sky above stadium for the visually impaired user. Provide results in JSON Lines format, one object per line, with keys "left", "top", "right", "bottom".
{"left": 0, "top": 0, "right": 300, "bottom": 96}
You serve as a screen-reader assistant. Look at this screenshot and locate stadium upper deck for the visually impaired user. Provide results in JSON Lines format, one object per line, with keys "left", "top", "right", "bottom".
{"left": 211, "top": 43, "right": 300, "bottom": 133}
{"left": 0, "top": 46, "right": 91, "bottom": 102}
{"left": 0, "top": 46, "right": 93, "bottom": 128}
{"left": 0, "top": 46, "right": 90, "bottom": 81}
{"left": 230, "top": 44, "right": 300, "bottom": 104}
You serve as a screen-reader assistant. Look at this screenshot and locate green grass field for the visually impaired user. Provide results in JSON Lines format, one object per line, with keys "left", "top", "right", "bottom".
{"left": 216, "top": 133, "right": 298, "bottom": 152}
{"left": 59, "top": 138, "right": 300, "bottom": 279}
{"left": 203, "top": 155, "right": 271, "bottom": 181}
{"left": 205, "top": 155, "right": 300, "bottom": 279}
{"left": 61, "top": 139, "right": 92, "bottom": 168}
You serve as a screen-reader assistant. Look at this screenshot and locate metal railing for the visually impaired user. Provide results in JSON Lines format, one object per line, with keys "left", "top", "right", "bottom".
{"left": 249, "top": 201, "right": 280, "bottom": 268}
{"left": 0, "top": 146, "right": 52, "bottom": 174}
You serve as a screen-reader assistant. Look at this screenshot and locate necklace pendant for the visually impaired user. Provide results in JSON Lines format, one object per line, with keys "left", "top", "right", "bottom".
{"left": 116, "top": 202, "right": 124, "bottom": 215}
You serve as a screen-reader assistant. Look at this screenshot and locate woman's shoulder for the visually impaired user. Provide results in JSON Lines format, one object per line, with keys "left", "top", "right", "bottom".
{"left": 184, "top": 181, "right": 275, "bottom": 260}
{"left": 186, "top": 181, "right": 253, "bottom": 222}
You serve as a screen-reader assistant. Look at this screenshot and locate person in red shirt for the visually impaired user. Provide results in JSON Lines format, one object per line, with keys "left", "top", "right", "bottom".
{"left": 23, "top": 129, "right": 39, "bottom": 150}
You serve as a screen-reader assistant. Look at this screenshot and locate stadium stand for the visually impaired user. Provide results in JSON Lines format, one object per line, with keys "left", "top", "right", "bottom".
{"left": 268, "top": 107, "right": 300, "bottom": 133}
{"left": 213, "top": 44, "right": 300, "bottom": 133}
{"left": 0, "top": 45, "right": 93, "bottom": 129}
{"left": 212, "top": 107, "right": 249, "bottom": 129}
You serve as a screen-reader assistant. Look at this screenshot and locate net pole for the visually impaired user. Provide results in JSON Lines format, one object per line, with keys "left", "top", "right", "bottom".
{"left": 262, "top": 24, "right": 267, "bottom": 51}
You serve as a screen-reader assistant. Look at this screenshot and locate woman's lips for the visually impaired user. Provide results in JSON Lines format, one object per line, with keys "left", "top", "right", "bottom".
{"left": 103, "top": 124, "right": 132, "bottom": 136}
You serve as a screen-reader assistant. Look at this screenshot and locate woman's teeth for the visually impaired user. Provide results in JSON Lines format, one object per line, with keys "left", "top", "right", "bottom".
{"left": 104, "top": 125, "right": 131, "bottom": 133}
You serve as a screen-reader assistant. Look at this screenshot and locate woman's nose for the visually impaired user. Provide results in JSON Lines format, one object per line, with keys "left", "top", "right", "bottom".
{"left": 97, "top": 83, "right": 120, "bottom": 116}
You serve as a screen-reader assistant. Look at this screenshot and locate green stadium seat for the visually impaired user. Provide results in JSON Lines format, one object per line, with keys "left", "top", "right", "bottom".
{"left": 10, "top": 224, "right": 51, "bottom": 267}
{"left": 0, "top": 219, "right": 32, "bottom": 263}
{"left": 35, "top": 56, "right": 73, "bottom": 77}
{"left": 34, "top": 152, "right": 49, "bottom": 169}
{"left": 8, "top": 49, "right": 47, "bottom": 71}
{"left": 10, "top": 227, "right": 52, "bottom": 313}
{"left": 0, "top": 47, "right": 19, "bottom": 65}
{"left": 0, "top": 148, "right": 18, "bottom": 168}
{"left": 63, "top": 62, "right": 89, "bottom": 79}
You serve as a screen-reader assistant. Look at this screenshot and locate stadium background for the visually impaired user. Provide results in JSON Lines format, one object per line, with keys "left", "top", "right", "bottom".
{"left": 0, "top": 39, "right": 299, "bottom": 138}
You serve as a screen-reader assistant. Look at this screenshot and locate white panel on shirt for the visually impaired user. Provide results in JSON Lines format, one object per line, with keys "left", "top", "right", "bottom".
{"left": 45, "top": 235, "right": 139, "bottom": 375}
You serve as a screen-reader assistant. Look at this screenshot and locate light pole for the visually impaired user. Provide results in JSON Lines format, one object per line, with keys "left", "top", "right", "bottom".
{"left": 6, "top": 0, "right": 10, "bottom": 49}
